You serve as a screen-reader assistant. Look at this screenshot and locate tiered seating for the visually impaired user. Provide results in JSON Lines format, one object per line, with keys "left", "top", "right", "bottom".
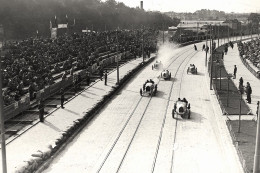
{"left": 238, "top": 39, "right": 260, "bottom": 70}
{"left": 1, "top": 29, "right": 158, "bottom": 106}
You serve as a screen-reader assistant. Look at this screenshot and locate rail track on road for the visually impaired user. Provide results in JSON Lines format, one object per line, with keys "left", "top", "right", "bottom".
{"left": 96, "top": 46, "right": 198, "bottom": 173}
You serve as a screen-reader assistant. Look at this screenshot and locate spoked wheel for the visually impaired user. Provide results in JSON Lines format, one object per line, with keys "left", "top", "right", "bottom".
{"left": 154, "top": 84, "right": 157, "bottom": 95}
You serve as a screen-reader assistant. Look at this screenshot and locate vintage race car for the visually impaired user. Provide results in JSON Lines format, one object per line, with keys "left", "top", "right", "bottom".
{"left": 187, "top": 64, "right": 197, "bottom": 74}
{"left": 160, "top": 70, "right": 171, "bottom": 80}
{"left": 152, "top": 61, "right": 163, "bottom": 70}
{"left": 140, "top": 80, "right": 157, "bottom": 96}
{"left": 172, "top": 99, "right": 191, "bottom": 119}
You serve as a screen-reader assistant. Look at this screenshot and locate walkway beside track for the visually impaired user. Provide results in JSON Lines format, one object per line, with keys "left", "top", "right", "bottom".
{"left": 223, "top": 43, "right": 260, "bottom": 120}
{"left": 0, "top": 56, "right": 153, "bottom": 172}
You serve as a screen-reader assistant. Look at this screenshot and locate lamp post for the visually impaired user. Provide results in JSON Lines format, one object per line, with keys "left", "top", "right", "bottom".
{"left": 216, "top": 60, "right": 220, "bottom": 90}
{"left": 218, "top": 23, "right": 220, "bottom": 47}
{"left": 116, "top": 29, "right": 119, "bottom": 85}
{"left": 205, "top": 29, "right": 208, "bottom": 67}
{"left": 227, "top": 74, "right": 232, "bottom": 107}
{"left": 210, "top": 25, "right": 214, "bottom": 90}
{"left": 238, "top": 90, "right": 242, "bottom": 133}
{"left": 219, "top": 64, "right": 222, "bottom": 90}
{"left": 254, "top": 103, "right": 260, "bottom": 173}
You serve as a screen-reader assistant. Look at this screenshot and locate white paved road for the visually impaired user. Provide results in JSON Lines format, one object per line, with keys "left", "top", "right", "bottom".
{"left": 43, "top": 42, "right": 243, "bottom": 173}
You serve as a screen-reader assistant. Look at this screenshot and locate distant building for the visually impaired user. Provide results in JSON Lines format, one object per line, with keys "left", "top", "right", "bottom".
{"left": 140, "top": 1, "right": 143, "bottom": 10}
{"left": 177, "top": 20, "right": 223, "bottom": 32}
{"left": 222, "top": 19, "right": 241, "bottom": 30}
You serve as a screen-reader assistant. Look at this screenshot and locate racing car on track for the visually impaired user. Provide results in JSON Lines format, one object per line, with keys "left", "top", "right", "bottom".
{"left": 152, "top": 61, "right": 163, "bottom": 70}
{"left": 140, "top": 79, "right": 157, "bottom": 97}
{"left": 187, "top": 64, "right": 197, "bottom": 74}
{"left": 172, "top": 98, "right": 191, "bottom": 119}
{"left": 160, "top": 69, "right": 171, "bottom": 80}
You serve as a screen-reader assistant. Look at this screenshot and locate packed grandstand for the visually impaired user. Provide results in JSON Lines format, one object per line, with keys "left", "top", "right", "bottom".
{"left": 1, "top": 29, "right": 158, "bottom": 106}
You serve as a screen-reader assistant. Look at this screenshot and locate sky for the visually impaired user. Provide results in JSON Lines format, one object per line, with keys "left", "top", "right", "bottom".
{"left": 105, "top": 0, "right": 260, "bottom": 13}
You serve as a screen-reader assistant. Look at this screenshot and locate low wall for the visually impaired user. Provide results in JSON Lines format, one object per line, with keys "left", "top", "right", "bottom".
{"left": 15, "top": 55, "right": 156, "bottom": 173}
{"left": 3, "top": 51, "right": 128, "bottom": 122}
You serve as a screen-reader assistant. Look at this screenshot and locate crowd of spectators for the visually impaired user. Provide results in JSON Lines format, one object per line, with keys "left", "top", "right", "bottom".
{"left": 1, "top": 28, "right": 158, "bottom": 106}
{"left": 238, "top": 39, "right": 260, "bottom": 73}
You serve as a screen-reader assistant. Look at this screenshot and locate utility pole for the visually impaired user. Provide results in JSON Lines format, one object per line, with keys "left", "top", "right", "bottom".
{"left": 238, "top": 92, "right": 242, "bottom": 133}
{"left": 218, "top": 24, "right": 220, "bottom": 47}
{"left": 162, "top": 25, "right": 164, "bottom": 44}
{"left": 180, "top": 22, "right": 182, "bottom": 43}
{"left": 254, "top": 104, "right": 260, "bottom": 173}
{"left": 240, "top": 25, "right": 242, "bottom": 41}
{"left": 227, "top": 76, "right": 231, "bottom": 107}
{"left": 0, "top": 24, "right": 7, "bottom": 173}
{"left": 142, "top": 26, "right": 144, "bottom": 62}
{"left": 205, "top": 26, "right": 208, "bottom": 67}
{"left": 228, "top": 25, "right": 230, "bottom": 42}
{"left": 251, "top": 23, "right": 253, "bottom": 39}
{"left": 197, "top": 22, "right": 199, "bottom": 40}
{"left": 210, "top": 24, "right": 214, "bottom": 90}
{"left": 116, "top": 29, "right": 119, "bottom": 85}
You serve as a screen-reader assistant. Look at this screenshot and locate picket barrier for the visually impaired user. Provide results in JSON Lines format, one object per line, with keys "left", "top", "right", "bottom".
{"left": 3, "top": 96, "right": 30, "bottom": 121}
{"left": 3, "top": 51, "right": 131, "bottom": 122}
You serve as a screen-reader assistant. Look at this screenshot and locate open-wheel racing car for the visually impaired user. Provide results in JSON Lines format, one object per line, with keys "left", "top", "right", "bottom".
{"left": 152, "top": 61, "right": 163, "bottom": 70}
{"left": 160, "top": 69, "right": 171, "bottom": 80}
{"left": 140, "top": 79, "right": 157, "bottom": 97}
{"left": 172, "top": 98, "right": 191, "bottom": 119}
{"left": 187, "top": 64, "right": 197, "bottom": 74}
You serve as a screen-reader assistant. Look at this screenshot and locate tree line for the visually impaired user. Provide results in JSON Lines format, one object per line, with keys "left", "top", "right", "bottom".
{"left": 0, "top": 0, "right": 179, "bottom": 39}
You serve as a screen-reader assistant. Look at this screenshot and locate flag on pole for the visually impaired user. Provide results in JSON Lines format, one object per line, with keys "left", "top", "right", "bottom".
{"left": 54, "top": 15, "right": 57, "bottom": 27}
{"left": 50, "top": 20, "right": 52, "bottom": 30}
{"left": 66, "top": 14, "right": 68, "bottom": 25}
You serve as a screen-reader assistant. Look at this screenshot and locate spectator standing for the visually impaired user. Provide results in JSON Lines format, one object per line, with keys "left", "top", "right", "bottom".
{"left": 28, "top": 84, "right": 34, "bottom": 101}
{"left": 104, "top": 70, "right": 108, "bottom": 85}
{"left": 246, "top": 82, "right": 252, "bottom": 104}
{"left": 224, "top": 45, "right": 228, "bottom": 55}
{"left": 38, "top": 98, "right": 44, "bottom": 122}
{"left": 86, "top": 72, "right": 90, "bottom": 86}
{"left": 60, "top": 88, "right": 65, "bottom": 109}
{"left": 239, "top": 77, "right": 244, "bottom": 94}
{"left": 206, "top": 46, "right": 209, "bottom": 53}
{"left": 99, "top": 68, "right": 103, "bottom": 81}
{"left": 202, "top": 44, "right": 205, "bottom": 51}
{"left": 233, "top": 65, "right": 237, "bottom": 79}
{"left": 194, "top": 44, "right": 197, "bottom": 51}
{"left": 239, "top": 77, "right": 243, "bottom": 86}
